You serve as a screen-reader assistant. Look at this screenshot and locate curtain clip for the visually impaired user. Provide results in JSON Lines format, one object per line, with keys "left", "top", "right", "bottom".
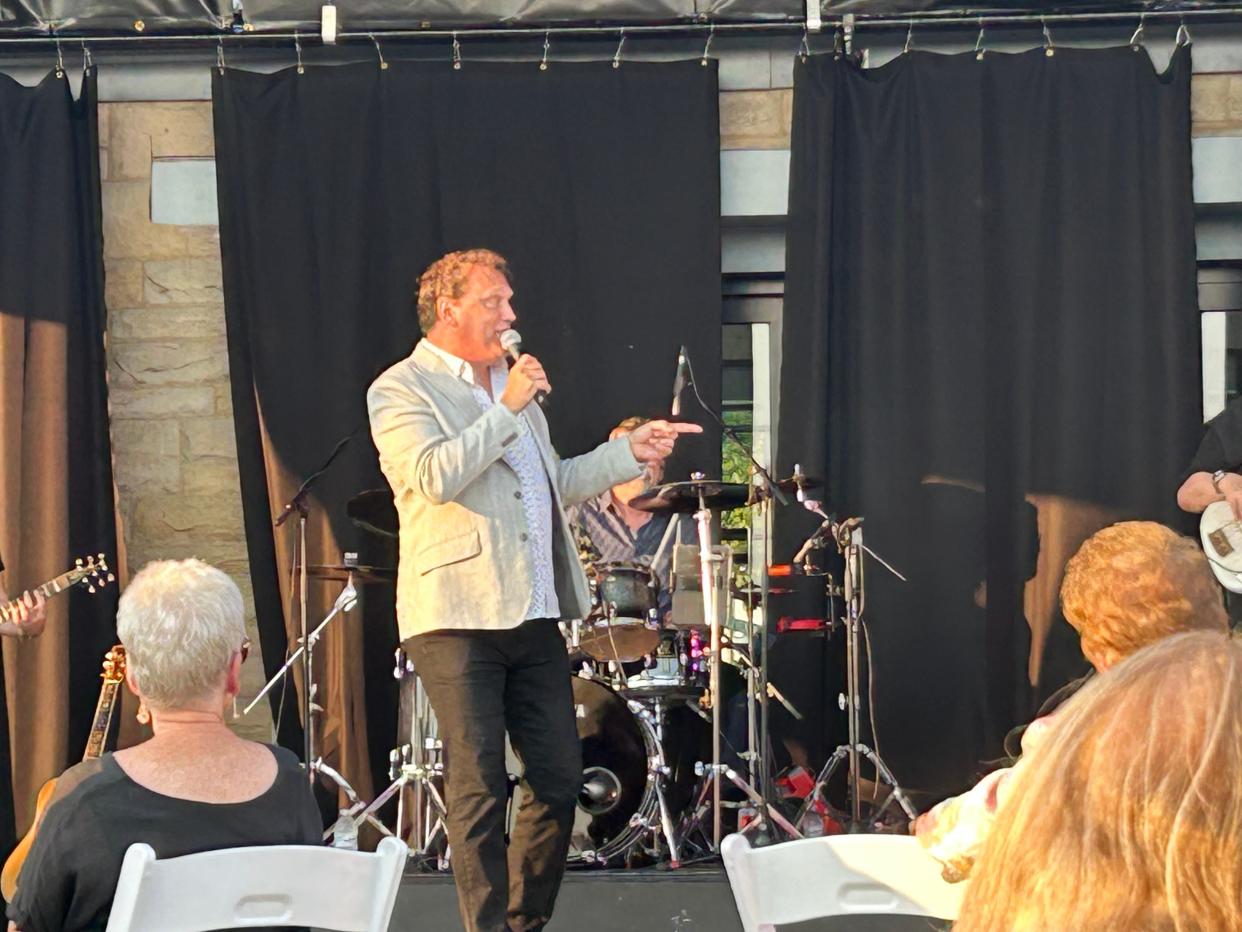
{"left": 217, "top": 39, "right": 226, "bottom": 74}
{"left": 370, "top": 32, "right": 388, "bottom": 70}
{"left": 1043, "top": 18, "right": 1055, "bottom": 57}
{"left": 833, "top": 24, "right": 844, "bottom": 60}
{"left": 540, "top": 30, "right": 550, "bottom": 71}
{"left": 81, "top": 42, "right": 93, "bottom": 74}
{"left": 903, "top": 20, "right": 914, "bottom": 55}
{"left": 614, "top": 29, "right": 626, "bottom": 69}
{"left": 54, "top": 38, "right": 64, "bottom": 77}
{"left": 294, "top": 31, "right": 304, "bottom": 74}
{"left": 1176, "top": 21, "right": 1191, "bottom": 47}
{"left": 699, "top": 25, "right": 713, "bottom": 67}
{"left": 975, "top": 19, "right": 986, "bottom": 60}
{"left": 1129, "top": 14, "right": 1145, "bottom": 51}
{"left": 798, "top": 25, "right": 810, "bottom": 62}
{"left": 452, "top": 31, "right": 462, "bottom": 70}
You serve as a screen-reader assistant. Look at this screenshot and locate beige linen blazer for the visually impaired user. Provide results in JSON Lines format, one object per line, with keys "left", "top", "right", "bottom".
{"left": 367, "top": 340, "right": 642, "bottom": 641}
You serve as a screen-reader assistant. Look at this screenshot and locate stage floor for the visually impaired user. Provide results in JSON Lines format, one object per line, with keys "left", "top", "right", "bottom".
{"left": 390, "top": 866, "right": 951, "bottom": 931}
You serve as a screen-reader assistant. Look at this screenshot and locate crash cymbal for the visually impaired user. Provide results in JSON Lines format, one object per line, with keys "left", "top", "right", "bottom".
{"left": 347, "top": 488, "right": 398, "bottom": 538}
{"left": 307, "top": 564, "right": 395, "bottom": 584}
{"left": 629, "top": 479, "right": 752, "bottom": 515}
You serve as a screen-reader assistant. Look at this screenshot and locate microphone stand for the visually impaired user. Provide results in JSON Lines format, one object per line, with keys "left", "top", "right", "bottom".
{"left": 676, "top": 349, "right": 797, "bottom": 847}
{"left": 264, "top": 424, "right": 365, "bottom": 786}
{"left": 791, "top": 499, "right": 916, "bottom": 832}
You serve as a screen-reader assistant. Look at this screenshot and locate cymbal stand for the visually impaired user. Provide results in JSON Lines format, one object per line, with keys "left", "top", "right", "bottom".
{"left": 793, "top": 504, "right": 916, "bottom": 831}
{"left": 356, "top": 655, "right": 450, "bottom": 864}
{"left": 690, "top": 474, "right": 724, "bottom": 847}
{"left": 240, "top": 566, "right": 375, "bottom": 833}
{"left": 676, "top": 346, "right": 795, "bottom": 849}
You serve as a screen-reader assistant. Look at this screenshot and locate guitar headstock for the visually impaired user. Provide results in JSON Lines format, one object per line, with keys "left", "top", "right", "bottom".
{"left": 101, "top": 644, "right": 126, "bottom": 683}
{"left": 69, "top": 554, "right": 116, "bottom": 595}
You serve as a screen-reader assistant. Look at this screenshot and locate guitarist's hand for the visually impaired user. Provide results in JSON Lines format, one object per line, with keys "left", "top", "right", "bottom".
{"left": 5, "top": 591, "right": 46, "bottom": 639}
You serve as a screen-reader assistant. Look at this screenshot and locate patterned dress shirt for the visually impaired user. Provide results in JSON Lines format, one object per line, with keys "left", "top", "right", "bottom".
{"left": 421, "top": 341, "right": 559, "bottom": 620}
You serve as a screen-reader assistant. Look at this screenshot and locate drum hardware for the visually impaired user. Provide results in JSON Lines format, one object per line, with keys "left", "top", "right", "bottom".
{"left": 305, "top": 563, "right": 395, "bottom": 583}
{"left": 680, "top": 761, "right": 801, "bottom": 847}
{"left": 240, "top": 544, "right": 373, "bottom": 837}
{"left": 633, "top": 468, "right": 798, "bottom": 850}
{"left": 361, "top": 652, "right": 452, "bottom": 864}
{"left": 790, "top": 500, "right": 918, "bottom": 831}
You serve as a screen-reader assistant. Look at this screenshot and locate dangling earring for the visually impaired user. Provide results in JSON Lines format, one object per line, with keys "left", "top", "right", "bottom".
{"left": 136, "top": 699, "right": 150, "bottom": 726}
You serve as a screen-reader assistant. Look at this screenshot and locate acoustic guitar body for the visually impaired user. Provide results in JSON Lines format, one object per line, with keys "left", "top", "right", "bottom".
{"left": 1, "top": 644, "right": 125, "bottom": 901}
{"left": 1, "top": 777, "right": 56, "bottom": 901}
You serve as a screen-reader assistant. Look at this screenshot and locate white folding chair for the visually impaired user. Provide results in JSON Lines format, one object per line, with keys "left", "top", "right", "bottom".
{"left": 105, "top": 837, "right": 407, "bottom": 932}
{"left": 721, "top": 832, "right": 965, "bottom": 931}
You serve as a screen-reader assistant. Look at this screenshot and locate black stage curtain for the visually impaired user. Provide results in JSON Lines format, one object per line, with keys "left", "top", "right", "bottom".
{"left": 214, "top": 60, "right": 721, "bottom": 803}
{"left": 0, "top": 70, "right": 121, "bottom": 856}
{"left": 777, "top": 46, "right": 1199, "bottom": 799}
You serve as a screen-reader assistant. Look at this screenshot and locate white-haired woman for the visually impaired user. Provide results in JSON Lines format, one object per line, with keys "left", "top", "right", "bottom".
{"left": 7, "top": 559, "right": 321, "bottom": 932}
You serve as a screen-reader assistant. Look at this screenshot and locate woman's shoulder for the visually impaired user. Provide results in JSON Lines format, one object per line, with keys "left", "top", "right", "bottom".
{"left": 259, "top": 742, "right": 303, "bottom": 771}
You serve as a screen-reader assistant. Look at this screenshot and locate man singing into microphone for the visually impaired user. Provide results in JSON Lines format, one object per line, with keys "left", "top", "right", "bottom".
{"left": 367, "top": 249, "right": 700, "bottom": 932}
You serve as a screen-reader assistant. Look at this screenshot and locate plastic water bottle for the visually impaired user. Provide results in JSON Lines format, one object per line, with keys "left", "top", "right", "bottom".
{"left": 331, "top": 809, "right": 358, "bottom": 850}
{"left": 800, "top": 810, "right": 826, "bottom": 838}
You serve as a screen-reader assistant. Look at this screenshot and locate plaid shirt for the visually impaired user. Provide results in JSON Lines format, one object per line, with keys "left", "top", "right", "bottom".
{"left": 568, "top": 491, "right": 692, "bottom": 613}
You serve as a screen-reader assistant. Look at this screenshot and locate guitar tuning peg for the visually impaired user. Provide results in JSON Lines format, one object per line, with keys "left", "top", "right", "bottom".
{"left": 107, "top": 573, "right": 115, "bottom": 582}
{"left": 87, "top": 585, "right": 96, "bottom": 594}
{"left": 75, "top": 558, "right": 83, "bottom": 567}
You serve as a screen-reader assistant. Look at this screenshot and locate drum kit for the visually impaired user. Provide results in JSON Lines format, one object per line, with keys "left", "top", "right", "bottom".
{"left": 247, "top": 408, "right": 916, "bottom": 865}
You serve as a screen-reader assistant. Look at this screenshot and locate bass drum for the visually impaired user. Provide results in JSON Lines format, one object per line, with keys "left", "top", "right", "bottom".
{"left": 567, "top": 674, "right": 661, "bottom": 866}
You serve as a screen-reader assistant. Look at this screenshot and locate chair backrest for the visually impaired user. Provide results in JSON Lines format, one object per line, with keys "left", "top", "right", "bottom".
{"left": 105, "top": 837, "right": 407, "bottom": 932}
{"left": 721, "top": 833, "right": 965, "bottom": 932}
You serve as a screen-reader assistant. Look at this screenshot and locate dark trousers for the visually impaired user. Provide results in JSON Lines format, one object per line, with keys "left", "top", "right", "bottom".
{"left": 405, "top": 619, "right": 582, "bottom": 932}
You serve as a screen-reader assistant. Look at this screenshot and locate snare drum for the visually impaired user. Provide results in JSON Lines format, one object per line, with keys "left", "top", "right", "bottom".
{"left": 578, "top": 562, "right": 661, "bottom": 663}
{"left": 619, "top": 630, "right": 708, "bottom": 701}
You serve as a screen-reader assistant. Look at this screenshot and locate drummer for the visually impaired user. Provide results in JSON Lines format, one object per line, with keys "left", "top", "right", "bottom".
{"left": 569, "top": 416, "right": 693, "bottom": 617}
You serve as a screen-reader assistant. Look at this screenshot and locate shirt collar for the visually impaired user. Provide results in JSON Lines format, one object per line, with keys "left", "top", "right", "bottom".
{"left": 419, "top": 338, "right": 506, "bottom": 389}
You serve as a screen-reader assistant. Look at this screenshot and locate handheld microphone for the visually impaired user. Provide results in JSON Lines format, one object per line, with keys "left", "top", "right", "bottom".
{"left": 671, "top": 345, "right": 689, "bottom": 417}
{"left": 499, "top": 329, "right": 546, "bottom": 406}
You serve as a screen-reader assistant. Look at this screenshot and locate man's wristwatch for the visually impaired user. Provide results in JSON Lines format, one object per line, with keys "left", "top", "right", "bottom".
{"left": 1213, "top": 469, "right": 1228, "bottom": 494}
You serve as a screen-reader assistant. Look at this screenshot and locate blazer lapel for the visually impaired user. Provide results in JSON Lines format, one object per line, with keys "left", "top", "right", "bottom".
{"left": 411, "top": 342, "right": 486, "bottom": 425}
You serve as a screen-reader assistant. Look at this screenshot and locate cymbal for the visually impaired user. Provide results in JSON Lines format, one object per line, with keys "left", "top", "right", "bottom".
{"left": 347, "top": 489, "right": 398, "bottom": 539}
{"left": 307, "top": 564, "right": 395, "bottom": 584}
{"left": 629, "top": 480, "right": 752, "bottom": 515}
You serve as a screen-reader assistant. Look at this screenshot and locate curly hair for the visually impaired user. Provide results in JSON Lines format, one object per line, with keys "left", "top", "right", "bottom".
{"left": 955, "top": 631, "right": 1242, "bottom": 931}
{"left": 1060, "top": 521, "right": 1227, "bottom": 670}
{"left": 416, "top": 249, "right": 511, "bottom": 334}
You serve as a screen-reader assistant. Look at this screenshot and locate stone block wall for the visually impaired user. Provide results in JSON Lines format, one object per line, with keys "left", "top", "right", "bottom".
{"left": 100, "top": 102, "right": 271, "bottom": 742}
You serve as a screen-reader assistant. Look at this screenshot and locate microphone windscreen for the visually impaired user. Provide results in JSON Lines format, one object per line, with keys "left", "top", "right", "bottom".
{"left": 500, "top": 329, "right": 523, "bottom": 356}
